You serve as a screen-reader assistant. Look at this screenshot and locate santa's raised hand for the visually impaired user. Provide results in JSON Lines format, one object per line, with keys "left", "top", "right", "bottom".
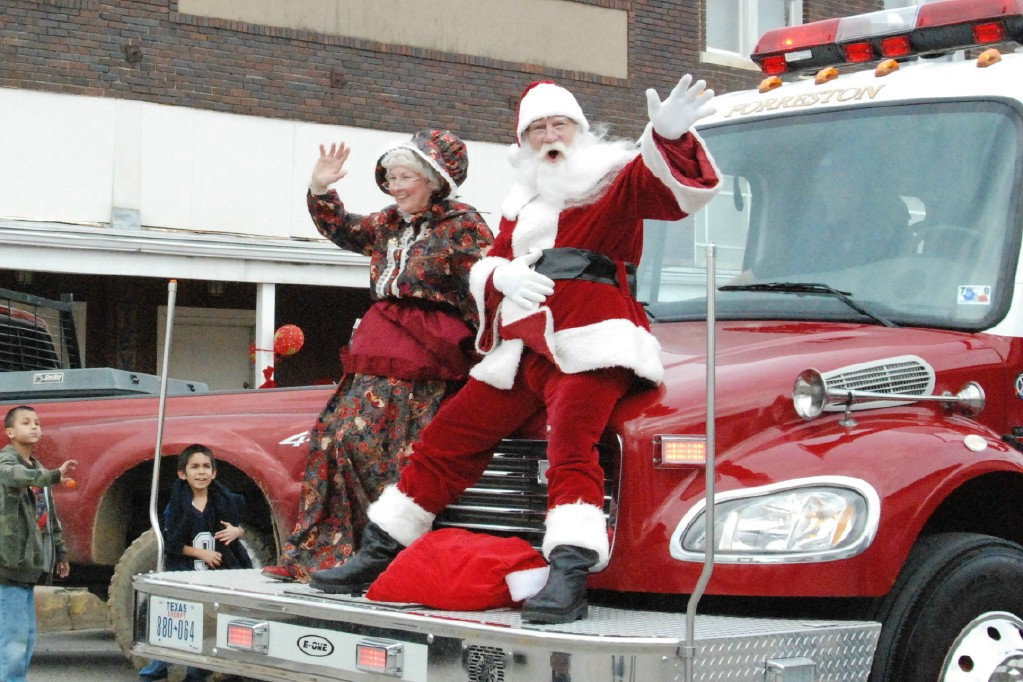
{"left": 310, "top": 142, "right": 351, "bottom": 195}
{"left": 646, "top": 74, "right": 716, "bottom": 140}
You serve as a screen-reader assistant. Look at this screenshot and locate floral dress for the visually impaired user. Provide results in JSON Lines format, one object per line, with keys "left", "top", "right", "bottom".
{"left": 277, "top": 191, "right": 493, "bottom": 580}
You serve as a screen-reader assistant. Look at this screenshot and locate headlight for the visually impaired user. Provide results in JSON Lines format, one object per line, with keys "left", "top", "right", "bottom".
{"left": 670, "top": 477, "right": 880, "bottom": 563}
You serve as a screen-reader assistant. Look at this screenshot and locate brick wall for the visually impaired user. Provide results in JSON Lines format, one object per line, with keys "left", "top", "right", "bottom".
{"left": 1, "top": 1, "right": 882, "bottom": 143}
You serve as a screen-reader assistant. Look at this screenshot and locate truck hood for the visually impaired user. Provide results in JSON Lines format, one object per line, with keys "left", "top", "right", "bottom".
{"left": 593, "top": 319, "right": 1014, "bottom": 596}
{"left": 622, "top": 319, "right": 1007, "bottom": 446}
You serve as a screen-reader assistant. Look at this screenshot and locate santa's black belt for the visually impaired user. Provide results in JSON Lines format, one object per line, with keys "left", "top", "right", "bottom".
{"left": 533, "top": 247, "right": 637, "bottom": 296}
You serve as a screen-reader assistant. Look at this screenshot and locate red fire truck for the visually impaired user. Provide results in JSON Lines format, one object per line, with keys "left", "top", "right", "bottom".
{"left": 93, "top": 1, "right": 1023, "bottom": 679}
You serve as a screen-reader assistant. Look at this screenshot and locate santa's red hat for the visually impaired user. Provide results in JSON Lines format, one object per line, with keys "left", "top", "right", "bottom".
{"left": 515, "top": 81, "right": 589, "bottom": 144}
{"left": 366, "top": 528, "right": 549, "bottom": 611}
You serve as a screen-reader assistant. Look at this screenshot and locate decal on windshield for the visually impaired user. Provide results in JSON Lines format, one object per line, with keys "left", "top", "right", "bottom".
{"left": 957, "top": 286, "right": 991, "bottom": 305}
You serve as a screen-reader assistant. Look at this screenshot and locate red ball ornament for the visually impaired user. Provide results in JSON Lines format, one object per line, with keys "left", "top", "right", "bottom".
{"left": 273, "top": 324, "right": 304, "bottom": 356}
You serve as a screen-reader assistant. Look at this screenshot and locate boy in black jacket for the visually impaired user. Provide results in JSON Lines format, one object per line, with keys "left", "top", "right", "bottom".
{"left": 139, "top": 444, "right": 251, "bottom": 681}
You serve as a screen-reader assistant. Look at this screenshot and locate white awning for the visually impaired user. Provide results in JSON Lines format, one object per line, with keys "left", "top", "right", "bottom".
{"left": 0, "top": 219, "right": 369, "bottom": 288}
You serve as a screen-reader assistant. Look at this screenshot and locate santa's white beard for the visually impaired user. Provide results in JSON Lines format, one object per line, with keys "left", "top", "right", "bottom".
{"left": 510, "top": 134, "right": 637, "bottom": 209}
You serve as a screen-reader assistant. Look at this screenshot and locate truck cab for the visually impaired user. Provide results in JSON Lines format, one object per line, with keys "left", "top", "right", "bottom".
{"left": 620, "top": 2, "right": 1023, "bottom": 678}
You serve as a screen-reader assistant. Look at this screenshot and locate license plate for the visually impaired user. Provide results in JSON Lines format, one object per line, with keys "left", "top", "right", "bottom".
{"left": 149, "top": 596, "right": 203, "bottom": 653}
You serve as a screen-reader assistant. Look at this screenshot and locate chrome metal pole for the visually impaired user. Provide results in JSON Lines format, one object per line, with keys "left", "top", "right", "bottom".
{"left": 684, "top": 243, "right": 717, "bottom": 680}
{"left": 149, "top": 279, "right": 177, "bottom": 572}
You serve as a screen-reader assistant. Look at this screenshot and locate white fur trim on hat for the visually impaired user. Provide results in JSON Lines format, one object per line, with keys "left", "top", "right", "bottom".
{"left": 516, "top": 82, "right": 589, "bottom": 144}
{"left": 542, "top": 502, "right": 609, "bottom": 570}
{"left": 639, "top": 123, "right": 721, "bottom": 216}
{"left": 379, "top": 141, "right": 458, "bottom": 196}
{"left": 505, "top": 565, "right": 550, "bottom": 602}
{"left": 367, "top": 485, "right": 435, "bottom": 548}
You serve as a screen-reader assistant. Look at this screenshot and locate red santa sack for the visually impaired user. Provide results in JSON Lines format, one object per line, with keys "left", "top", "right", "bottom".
{"left": 366, "top": 528, "right": 550, "bottom": 611}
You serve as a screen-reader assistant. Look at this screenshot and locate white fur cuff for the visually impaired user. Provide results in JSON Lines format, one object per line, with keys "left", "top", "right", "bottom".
{"left": 367, "top": 485, "right": 435, "bottom": 547}
{"left": 469, "top": 256, "right": 508, "bottom": 354}
{"left": 639, "top": 123, "right": 720, "bottom": 216}
{"left": 469, "top": 256, "right": 507, "bottom": 308}
{"left": 542, "top": 502, "right": 609, "bottom": 570}
{"left": 506, "top": 566, "right": 550, "bottom": 602}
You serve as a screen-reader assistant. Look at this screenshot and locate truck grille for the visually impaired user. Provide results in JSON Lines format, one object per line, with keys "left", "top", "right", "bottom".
{"left": 822, "top": 354, "right": 935, "bottom": 411}
{"left": 435, "top": 438, "right": 620, "bottom": 550}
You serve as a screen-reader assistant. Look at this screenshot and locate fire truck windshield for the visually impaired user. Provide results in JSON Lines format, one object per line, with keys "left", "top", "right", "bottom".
{"left": 640, "top": 99, "right": 1022, "bottom": 331}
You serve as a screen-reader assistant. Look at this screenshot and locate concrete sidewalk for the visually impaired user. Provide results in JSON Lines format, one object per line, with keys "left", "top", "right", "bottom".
{"left": 35, "top": 586, "right": 109, "bottom": 632}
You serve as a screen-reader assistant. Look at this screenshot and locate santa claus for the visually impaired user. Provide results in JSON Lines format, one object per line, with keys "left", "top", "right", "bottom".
{"left": 310, "top": 74, "right": 721, "bottom": 624}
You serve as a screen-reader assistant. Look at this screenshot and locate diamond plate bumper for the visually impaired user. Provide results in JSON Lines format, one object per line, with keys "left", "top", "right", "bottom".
{"left": 133, "top": 568, "right": 880, "bottom": 681}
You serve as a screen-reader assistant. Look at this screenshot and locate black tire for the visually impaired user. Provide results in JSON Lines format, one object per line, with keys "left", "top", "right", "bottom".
{"left": 867, "top": 532, "right": 1023, "bottom": 682}
{"left": 108, "top": 528, "right": 276, "bottom": 663}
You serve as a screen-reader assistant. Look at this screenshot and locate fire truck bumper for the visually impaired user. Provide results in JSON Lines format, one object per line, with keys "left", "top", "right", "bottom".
{"left": 133, "top": 568, "right": 879, "bottom": 681}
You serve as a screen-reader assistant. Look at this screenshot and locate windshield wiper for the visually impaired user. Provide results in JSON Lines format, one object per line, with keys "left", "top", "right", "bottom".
{"left": 718, "top": 282, "right": 896, "bottom": 327}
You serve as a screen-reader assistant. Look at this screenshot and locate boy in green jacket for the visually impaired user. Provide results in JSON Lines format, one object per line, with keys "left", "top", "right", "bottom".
{"left": 1, "top": 405, "right": 76, "bottom": 682}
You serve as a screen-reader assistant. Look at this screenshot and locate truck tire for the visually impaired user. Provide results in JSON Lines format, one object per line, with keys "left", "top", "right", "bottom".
{"left": 108, "top": 528, "right": 275, "bottom": 663}
{"left": 867, "top": 532, "right": 1023, "bottom": 682}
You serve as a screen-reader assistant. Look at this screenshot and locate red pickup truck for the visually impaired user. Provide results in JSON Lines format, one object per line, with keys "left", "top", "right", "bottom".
{"left": 1, "top": 287, "right": 549, "bottom": 661}
{"left": 0, "top": 286, "right": 334, "bottom": 654}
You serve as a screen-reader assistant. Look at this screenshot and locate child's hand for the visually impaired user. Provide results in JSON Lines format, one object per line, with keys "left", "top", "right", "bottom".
{"left": 56, "top": 561, "right": 70, "bottom": 579}
{"left": 58, "top": 459, "right": 77, "bottom": 483}
{"left": 215, "top": 521, "right": 244, "bottom": 545}
{"left": 197, "top": 548, "right": 223, "bottom": 568}
{"left": 182, "top": 544, "right": 223, "bottom": 567}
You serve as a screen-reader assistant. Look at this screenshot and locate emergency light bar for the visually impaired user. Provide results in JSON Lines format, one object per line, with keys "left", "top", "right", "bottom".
{"left": 752, "top": 0, "right": 1023, "bottom": 75}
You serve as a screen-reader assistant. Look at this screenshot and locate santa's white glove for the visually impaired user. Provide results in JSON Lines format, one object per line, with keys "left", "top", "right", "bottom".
{"left": 492, "top": 251, "right": 555, "bottom": 308}
{"left": 646, "top": 74, "right": 716, "bottom": 140}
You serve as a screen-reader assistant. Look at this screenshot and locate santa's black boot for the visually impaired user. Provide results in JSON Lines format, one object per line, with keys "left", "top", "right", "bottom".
{"left": 521, "top": 545, "right": 598, "bottom": 624}
{"left": 309, "top": 522, "right": 403, "bottom": 594}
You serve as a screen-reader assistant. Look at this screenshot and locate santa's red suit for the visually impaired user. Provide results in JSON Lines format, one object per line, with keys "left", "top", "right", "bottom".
{"left": 365, "top": 117, "right": 720, "bottom": 570}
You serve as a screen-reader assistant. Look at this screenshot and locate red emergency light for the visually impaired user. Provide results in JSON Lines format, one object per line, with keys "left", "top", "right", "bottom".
{"left": 880, "top": 35, "right": 912, "bottom": 58}
{"left": 750, "top": 18, "right": 840, "bottom": 55}
{"left": 751, "top": 0, "right": 1023, "bottom": 75}
{"left": 355, "top": 638, "right": 404, "bottom": 676}
{"left": 843, "top": 42, "right": 875, "bottom": 63}
{"left": 225, "top": 619, "right": 269, "bottom": 654}
{"left": 974, "top": 21, "right": 1008, "bottom": 43}
{"left": 916, "top": 0, "right": 1023, "bottom": 28}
